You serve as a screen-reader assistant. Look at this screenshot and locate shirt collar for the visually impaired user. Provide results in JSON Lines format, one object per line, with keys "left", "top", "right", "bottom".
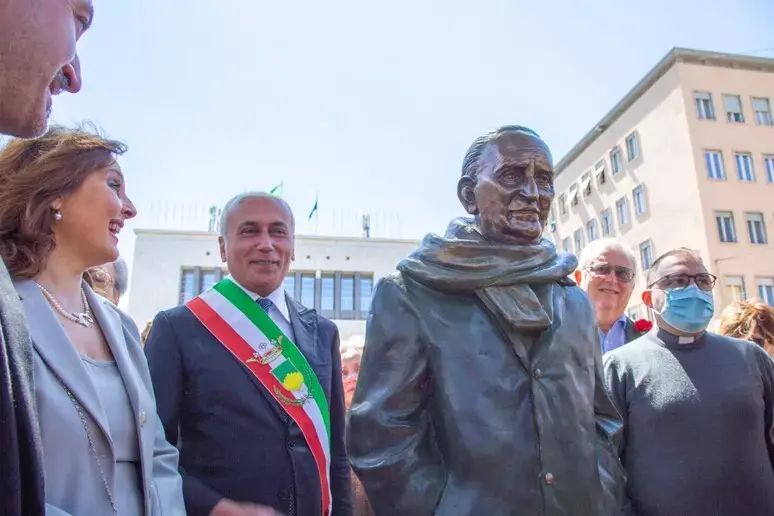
{"left": 600, "top": 314, "right": 628, "bottom": 336}
{"left": 228, "top": 276, "right": 290, "bottom": 323}
{"left": 656, "top": 327, "right": 706, "bottom": 347}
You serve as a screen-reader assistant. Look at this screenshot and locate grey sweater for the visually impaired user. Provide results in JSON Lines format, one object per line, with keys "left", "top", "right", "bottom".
{"left": 604, "top": 329, "right": 774, "bottom": 516}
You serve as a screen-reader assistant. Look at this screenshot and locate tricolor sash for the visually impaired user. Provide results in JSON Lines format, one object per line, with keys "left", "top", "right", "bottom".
{"left": 186, "top": 278, "right": 331, "bottom": 516}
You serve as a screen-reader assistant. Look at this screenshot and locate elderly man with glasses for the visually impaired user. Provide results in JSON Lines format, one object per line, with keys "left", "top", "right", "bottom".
{"left": 574, "top": 238, "right": 647, "bottom": 353}
{"left": 603, "top": 247, "right": 774, "bottom": 516}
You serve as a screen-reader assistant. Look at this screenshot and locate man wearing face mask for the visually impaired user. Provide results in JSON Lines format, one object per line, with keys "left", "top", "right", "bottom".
{"left": 603, "top": 248, "right": 774, "bottom": 516}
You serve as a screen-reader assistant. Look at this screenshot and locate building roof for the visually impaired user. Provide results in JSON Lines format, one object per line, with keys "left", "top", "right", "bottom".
{"left": 555, "top": 47, "right": 774, "bottom": 175}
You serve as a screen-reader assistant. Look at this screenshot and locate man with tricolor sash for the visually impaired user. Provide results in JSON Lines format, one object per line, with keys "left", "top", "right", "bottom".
{"left": 145, "top": 192, "right": 353, "bottom": 516}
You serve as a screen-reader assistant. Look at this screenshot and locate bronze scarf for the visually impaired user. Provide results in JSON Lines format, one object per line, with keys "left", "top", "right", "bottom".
{"left": 398, "top": 217, "right": 577, "bottom": 330}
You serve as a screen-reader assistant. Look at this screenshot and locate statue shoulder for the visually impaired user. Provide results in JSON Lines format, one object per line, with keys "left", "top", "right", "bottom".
{"left": 556, "top": 281, "right": 596, "bottom": 320}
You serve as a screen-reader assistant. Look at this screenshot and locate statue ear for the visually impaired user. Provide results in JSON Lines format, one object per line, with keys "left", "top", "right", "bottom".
{"left": 457, "top": 176, "right": 478, "bottom": 215}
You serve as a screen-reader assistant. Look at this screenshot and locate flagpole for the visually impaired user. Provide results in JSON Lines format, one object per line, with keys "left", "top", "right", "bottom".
{"left": 315, "top": 192, "right": 320, "bottom": 235}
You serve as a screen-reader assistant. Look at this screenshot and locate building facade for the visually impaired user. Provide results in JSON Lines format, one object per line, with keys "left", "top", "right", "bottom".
{"left": 549, "top": 47, "right": 774, "bottom": 320}
{"left": 127, "top": 228, "right": 419, "bottom": 339}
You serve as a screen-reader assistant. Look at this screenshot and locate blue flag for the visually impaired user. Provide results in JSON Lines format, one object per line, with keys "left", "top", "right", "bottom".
{"left": 308, "top": 196, "right": 318, "bottom": 221}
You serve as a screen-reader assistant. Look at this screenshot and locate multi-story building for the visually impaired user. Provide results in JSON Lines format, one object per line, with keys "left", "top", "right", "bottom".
{"left": 127, "top": 228, "right": 419, "bottom": 339}
{"left": 550, "top": 47, "right": 774, "bottom": 320}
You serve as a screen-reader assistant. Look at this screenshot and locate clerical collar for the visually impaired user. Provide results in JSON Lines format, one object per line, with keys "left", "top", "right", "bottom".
{"left": 657, "top": 328, "right": 706, "bottom": 347}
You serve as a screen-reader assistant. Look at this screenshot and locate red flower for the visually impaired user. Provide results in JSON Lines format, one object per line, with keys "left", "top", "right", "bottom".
{"left": 633, "top": 319, "right": 653, "bottom": 332}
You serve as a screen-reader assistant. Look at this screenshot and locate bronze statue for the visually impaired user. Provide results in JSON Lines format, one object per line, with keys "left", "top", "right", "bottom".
{"left": 346, "top": 126, "right": 626, "bottom": 515}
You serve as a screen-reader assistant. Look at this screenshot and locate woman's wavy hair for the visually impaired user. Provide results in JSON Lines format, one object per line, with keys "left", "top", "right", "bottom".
{"left": 717, "top": 299, "right": 774, "bottom": 357}
{"left": 0, "top": 123, "right": 127, "bottom": 279}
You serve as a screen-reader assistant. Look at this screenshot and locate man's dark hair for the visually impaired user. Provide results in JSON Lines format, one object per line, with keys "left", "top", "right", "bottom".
{"left": 646, "top": 247, "right": 704, "bottom": 286}
{"left": 461, "top": 125, "right": 542, "bottom": 182}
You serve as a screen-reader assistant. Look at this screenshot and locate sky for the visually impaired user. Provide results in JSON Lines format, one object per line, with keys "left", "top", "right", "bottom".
{"left": 49, "top": 0, "right": 774, "bottom": 271}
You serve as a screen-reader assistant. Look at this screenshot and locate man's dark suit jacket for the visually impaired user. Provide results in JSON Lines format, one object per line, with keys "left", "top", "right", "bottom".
{"left": 0, "top": 261, "right": 45, "bottom": 516}
{"left": 623, "top": 316, "right": 647, "bottom": 345}
{"left": 144, "top": 294, "right": 353, "bottom": 516}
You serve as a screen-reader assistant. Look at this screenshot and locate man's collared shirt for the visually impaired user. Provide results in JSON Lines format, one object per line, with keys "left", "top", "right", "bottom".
{"left": 600, "top": 315, "right": 628, "bottom": 354}
{"left": 229, "top": 276, "right": 295, "bottom": 345}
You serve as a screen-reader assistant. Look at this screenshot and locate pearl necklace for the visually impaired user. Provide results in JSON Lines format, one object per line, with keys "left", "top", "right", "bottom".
{"left": 35, "top": 282, "right": 94, "bottom": 328}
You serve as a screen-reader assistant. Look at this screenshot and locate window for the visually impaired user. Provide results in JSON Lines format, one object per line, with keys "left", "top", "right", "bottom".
{"left": 581, "top": 172, "right": 593, "bottom": 196}
{"left": 573, "top": 228, "right": 584, "bottom": 254}
{"left": 625, "top": 133, "right": 640, "bottom": 162}
{"left": 723, "top": 94, "right": 744, "bottom": 123}
{"left": 201, "top": 270, "right": 218, "bottom": 293}
{"left": 601, "top": 209, "right": 613, "bottom": 236}
{"left": 569, "top": 185, "right": 580, "bottom": 206}
{"left": 180, "top": 270, "right": 197, "bottom": 304}
{"left": 300, "top": 274, "right": 315, "bottom": 307}
{"left": 694, "top": 91, "right": 715, "bottom": 120}
{"left": 562, "top": 237, "right": 572, "bottom": 253}
{"left": 320, "top": 274, "right": 335, "bottom": 312}
{"left": 616, "top": 197, "right": 629, "bottom": 226}
{"left": 359, "top": 276, "right": 374, "bottom": 314}
{"left": 759, "top": 278, "right": 774, "bottom": 306}
{"left": 633, "top": 185, "right": 647, "bottom": 215}
{"left": 725, "top": 276, "right": 746, "bottom": 303}
{"left": 610, "top": 147, "right": 623, "bottom": 174}
{"left": 178, "top": 267, "right": 227, "bottom": 304}
{"left": 595, "top": 159, "right": 607, "bottom": 184}
{"left": 626, "top": 306, "right": 640, "bottom": 320}
{"left": 340, "top": 276, "right": 355, "bottom": 312}
{"left": 283, "top": 275, "right": 296, "bottom": 297}
{"left": 715, "top": 211, "right": 737, "bottom": 243}
{"left": 752, "top": 97, "right": 773, "bottom": 126}
{"left": 587, "top": 219, "right": 598, "bottom": 242}
{"left": 558, "top": 194, "right": 567, "bottom": 216}
{"left": 639, "top": 240, "right": 653, "bottom": 271}
{"left": 765, "top": 155, "right": 774, "bottom": 183}
{"left": 746, "top": 212, "right": 767, "bottom": 244}
{"left": 735, "top": 152, "right": 755, "bottom": 182}
{"left": 704, "top": 150, "right": 725, "bottom": 180}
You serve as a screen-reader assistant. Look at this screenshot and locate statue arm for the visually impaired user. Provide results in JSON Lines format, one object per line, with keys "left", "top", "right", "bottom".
{"left": 346, "top": 277, "right": 445, "bottom": 516}
{"left": 594, "top": 333, "right": 632, "bottom": 515}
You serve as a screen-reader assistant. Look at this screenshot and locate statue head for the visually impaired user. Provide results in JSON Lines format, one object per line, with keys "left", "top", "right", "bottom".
{"left": 457, "top": 125, "right": 554, "bottom": 245}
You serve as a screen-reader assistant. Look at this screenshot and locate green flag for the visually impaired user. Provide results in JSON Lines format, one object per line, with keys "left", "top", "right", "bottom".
{"left": 269, "top": 182, "right": 283, "bottom": 197}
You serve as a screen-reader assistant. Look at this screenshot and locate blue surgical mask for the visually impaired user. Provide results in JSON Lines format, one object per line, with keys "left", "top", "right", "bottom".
{"left": 652, "top": 284, "right": 714, "bottom": 334}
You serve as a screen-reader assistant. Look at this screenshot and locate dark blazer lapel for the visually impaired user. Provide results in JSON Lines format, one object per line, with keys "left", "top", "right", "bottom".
{"left": 624, "top": 317, "right": 639, "bottom": 344}
{"left": 286, "top": 295, "right": 320, "bottom": 365}
{"left": 14, "top": 280, "right": 113, "bottom": 448}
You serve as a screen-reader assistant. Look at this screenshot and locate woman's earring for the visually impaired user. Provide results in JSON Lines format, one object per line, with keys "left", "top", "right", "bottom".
{"left": 54, "top": 210, "right": 62, "bottom": 221}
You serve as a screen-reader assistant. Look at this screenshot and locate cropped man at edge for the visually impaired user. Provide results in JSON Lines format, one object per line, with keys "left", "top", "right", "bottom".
{"left": 145, "top": 192, "right": 353, "bottom": 516}
{"left": 0, "top": 1, "right": 93, "bottom": 514}
{"left": 604, "top": 248, "right": 774, "bottom": 515}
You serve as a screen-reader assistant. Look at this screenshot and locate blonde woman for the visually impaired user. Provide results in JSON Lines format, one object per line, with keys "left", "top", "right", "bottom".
{"left": 718, "top": 299, "right": 774, "bottom": 357}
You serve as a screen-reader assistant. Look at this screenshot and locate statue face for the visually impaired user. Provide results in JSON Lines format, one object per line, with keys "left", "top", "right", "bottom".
{"left": 459, "top": 131, "right": 554, "bottom": 245}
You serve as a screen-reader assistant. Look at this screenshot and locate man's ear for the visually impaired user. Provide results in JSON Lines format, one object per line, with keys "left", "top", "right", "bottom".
{"left": 641, "top": 289, "right": 653, "bottom": 307}
{"left": 573, "top": 269, "right": 583, "bottom": 285}
{"left": 218, "top": 236, "right": 227, "bottom": 263}
{"left": 457, "top": 176, "right": 478, "bottom": 215}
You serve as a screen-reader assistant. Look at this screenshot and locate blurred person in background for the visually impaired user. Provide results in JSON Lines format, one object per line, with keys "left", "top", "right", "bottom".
{"left": 141, "top": 320, "right": 154, "bottom": 347}
{"left": 339, "top": 335, "right": 373, "bottom": 516}
{"left": 0, "top": 2, "right": 93, "bottom": 513}
{"left": 89, "top": 257, "right": 129, "bottom": 305}
{"left": 0, "top": 125, "right": 185, "bottom": 515}
{"left": 718, "top": 299, "right": 774, "bottom": 357}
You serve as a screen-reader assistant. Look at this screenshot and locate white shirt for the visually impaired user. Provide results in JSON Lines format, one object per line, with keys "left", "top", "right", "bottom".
{"left": 229, "top": 276, "right": 295, "bottom": 343}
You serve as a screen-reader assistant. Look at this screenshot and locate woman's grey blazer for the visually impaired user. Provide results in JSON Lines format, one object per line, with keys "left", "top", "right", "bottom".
{"left": 15, "top": 279, "right": 185, "bottom": 515}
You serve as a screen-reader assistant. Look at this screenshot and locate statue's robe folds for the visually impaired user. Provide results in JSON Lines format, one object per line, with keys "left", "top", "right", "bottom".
{"left": 346, "top": 220, "right": 627, "bottom": 516}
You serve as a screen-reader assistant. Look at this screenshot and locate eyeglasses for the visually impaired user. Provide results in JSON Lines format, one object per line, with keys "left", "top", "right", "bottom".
{"left": 648, "top": 273, "right": 717, "bottom": 292}
{"left": 585, "top": 263, "right": 635, "bottom": 284}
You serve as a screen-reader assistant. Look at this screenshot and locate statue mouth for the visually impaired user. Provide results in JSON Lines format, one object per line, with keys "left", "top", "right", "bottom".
{"left": 508, "top": 210, "right": 540, "bottom": 221}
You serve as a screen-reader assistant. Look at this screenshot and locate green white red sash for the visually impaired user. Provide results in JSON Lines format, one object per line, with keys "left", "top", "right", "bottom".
{"left": 186, "top": 278, "right": 331, "bottom": 516}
